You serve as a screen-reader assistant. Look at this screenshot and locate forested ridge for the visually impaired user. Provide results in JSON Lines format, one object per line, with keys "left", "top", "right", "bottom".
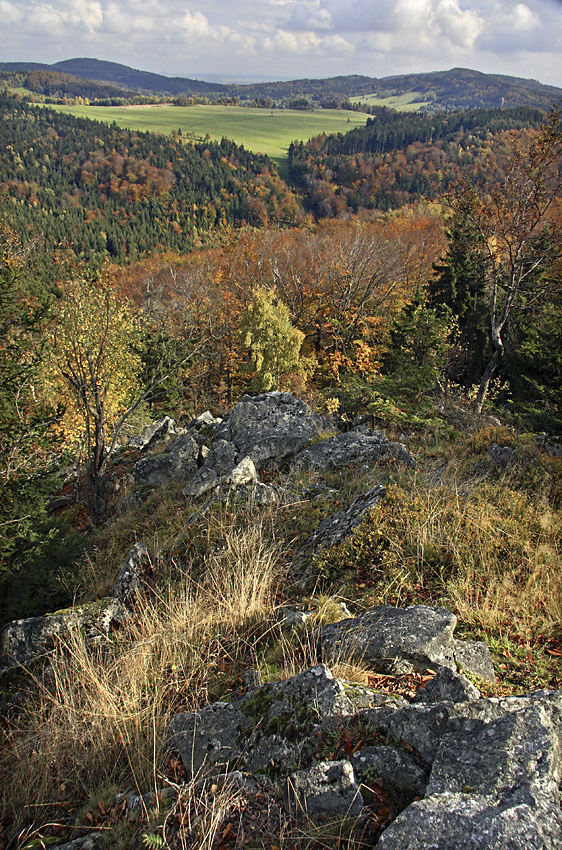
{"left": 0, "top": 93, "right": 300, "bottom": 262}
{"left": 3, "top": 58, "right": 562, "bottom": 111}
{"left": 289, "top": 105, "right": 547, "bottom": 215}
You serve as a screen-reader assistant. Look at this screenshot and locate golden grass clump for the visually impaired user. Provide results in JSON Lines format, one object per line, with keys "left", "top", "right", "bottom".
{"left": 0, "top": 523, "right": 283, "bottom": 848}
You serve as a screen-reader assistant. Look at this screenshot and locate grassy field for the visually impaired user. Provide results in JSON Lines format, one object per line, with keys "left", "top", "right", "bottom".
{"left": 49, "top": 103, "right": 369, "bottom": 169}
{"left": 350, "top": 91, "right": 431, "bottom": 112}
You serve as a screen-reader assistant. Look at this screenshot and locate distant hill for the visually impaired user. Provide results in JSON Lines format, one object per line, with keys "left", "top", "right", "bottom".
{"left": 1, "top": 59, "right": 561, "bottom": 111}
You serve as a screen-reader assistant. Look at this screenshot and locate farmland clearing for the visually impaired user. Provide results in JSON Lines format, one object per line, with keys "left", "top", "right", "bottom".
{"left": 48, "top": 103, "right": 370, "bottom": 170}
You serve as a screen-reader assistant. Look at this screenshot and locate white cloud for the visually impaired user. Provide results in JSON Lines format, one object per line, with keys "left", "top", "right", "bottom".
{"left": 68, "top": 0, "right": 103, "bottom": 31}
{"left": 1, "top": 0, "right": 561, "bottom": 87}
{"left": 0, "top": 0, "right": 23, "bottom": 24}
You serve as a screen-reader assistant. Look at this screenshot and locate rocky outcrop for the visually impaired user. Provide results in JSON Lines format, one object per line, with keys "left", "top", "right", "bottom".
{"left": 163, "top": 605, "right": 561, "bottom": 846}
{"left": 319, "top": 605, "right": 496, "bottom": 681}
{"left": 109, "top": 542, "right": 152, "bottom": 607}
{"left": 183, "top": 391, "right": 325, "bottom": 498}
{"left": 0, "top": 598, "right": 127, "bottom": 673}
{"left": 293, "top": 429, "right": 416, "bottom": 471}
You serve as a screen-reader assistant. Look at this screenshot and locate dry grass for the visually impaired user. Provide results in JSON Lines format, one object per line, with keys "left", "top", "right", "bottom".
{"left": 0, "top": 524, "right": 284, "bottom": 848}
{"left": 314, "top": 478, "right": 562, "bottom": 643}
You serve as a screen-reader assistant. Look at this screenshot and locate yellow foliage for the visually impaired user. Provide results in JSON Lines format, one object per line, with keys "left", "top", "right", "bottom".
{"left": 46, "top": 277, "right": 142, "bottom": 456}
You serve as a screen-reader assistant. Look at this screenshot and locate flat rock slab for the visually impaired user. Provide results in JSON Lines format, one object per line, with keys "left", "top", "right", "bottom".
{"left": 320, "top": 605, "right": 457, "bottom": 675}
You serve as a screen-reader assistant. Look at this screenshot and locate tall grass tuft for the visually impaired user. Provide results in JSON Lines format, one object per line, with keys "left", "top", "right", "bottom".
{"left": 0, "top": 523, "right": 283, "bottom": 846}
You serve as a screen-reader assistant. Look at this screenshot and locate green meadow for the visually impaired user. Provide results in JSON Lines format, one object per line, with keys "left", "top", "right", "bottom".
{"left": 350, "top": 91, "right": 430, "bottom": 112}
{"left": 49, "top": 103, "right": 369, "bottom": 169}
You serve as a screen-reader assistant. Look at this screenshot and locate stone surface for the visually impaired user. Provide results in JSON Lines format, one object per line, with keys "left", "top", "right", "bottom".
{"left": 454, "top": 639, "right": 496, "bottom": 683}
{"left": 132, "top": 434, "right": 200, "bottom": 487}
{"left": 0, "top": 598, "right": 127, "bottom": 672}
{"left": 320, "top": 605, "right": 457, "bottom": 675}
{"left": 359, "top": 701, "right": 455, "bottom": 764}
{"left": 299, "top": 484, "right": 386, "bottom": 557}
{"left": 427, "top": 708, "right": 561, "bottom": 803}
{"left": 215, "top": 391, "right": 324, "bottom": 465}
{"left": 284, "top": 759, "right": 364, "bottom": 819}
{"left": 376, "top": 791, "right": 561, "bottom": 850}
{"left": 293, "top": 430, "right": 415, "bottom": 471}
{"left": 413, "top": 666, "right": 481, "bottom": 704}
{"left": 352, "top": 745, "right": 428, "bottom": 797}
{"left": 167, "top": 665, "right": 353, "bottom": 777}
{"left": 110, "top": 542, "right": 151, "bottom": 606}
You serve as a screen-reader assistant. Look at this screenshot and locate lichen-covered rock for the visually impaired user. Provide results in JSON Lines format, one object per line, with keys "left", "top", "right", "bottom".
{"left": 110, "top": 542, "right": 151, "bottom": 606}
{"left": 167, "top": 665, "right": 353, "bottom": 777}
{"left": 299, "top": 484, "right": 386, "bottom": 556}
{"left": 413, "top": 666, "right": 481, "bottom": 704}
{"left": 376, "top": 791, "right": 560, "bottom": 850}
{"left": 454, "top": 639, "right": 496, "bottom": 683}
{"left": 0, "top": 598, "right": 127, "bottom": 672}
{"left": 214, "top": 391, "right": 324, "bottom": 466}
{"left": 293, "top": 430, "right": 415, "bottom": 471}
{"left": 132, "top": 434, "right": 200, "bottom": 487}
{"left": 352, "top": 745, "right": 428, "bottom": 798}
{"left": 320, "top": 605, "right": 457, "bottom": 675}
{"left": 284, "top": 759, "right": 364, "bottom": 819}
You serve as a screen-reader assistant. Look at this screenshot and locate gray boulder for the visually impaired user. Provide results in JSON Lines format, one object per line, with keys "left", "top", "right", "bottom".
{"left": 132, "top": 434, "right": 200, "bottom": 488}
{"left": 167, "top": 665, "right": 353, "bottom": 777}
{"left": 214, "top": 391, "right": 324, "bottom": 466}
{"left": 109, "top": 542, "right": 151, "bottom": 606}
{"left": 413, "top": 666, "right": 481, "bottom": 704}
{"left": 320, "top": 605, "right": 457, "bottom": 675}
{"left": 0, "top": 598, "right": 127, "bottom": 673}
{"left": 454, "top": 639, "right": 496, "bottom": 683}
{"left": 284, "top": 759, "right": 364, "bottom": 819}
{"left": 294, "top": 430, "right": 415, "bottom": 471}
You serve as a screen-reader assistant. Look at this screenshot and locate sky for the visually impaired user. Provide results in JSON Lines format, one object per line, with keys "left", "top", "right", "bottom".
{"left": 2, "top": 0, "right": 562, "bottom": 87}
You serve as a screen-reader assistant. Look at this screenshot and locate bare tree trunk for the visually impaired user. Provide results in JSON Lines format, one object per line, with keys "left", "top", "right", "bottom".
{"left": 475, "top": 348, "right": 501, "bottom": 414}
